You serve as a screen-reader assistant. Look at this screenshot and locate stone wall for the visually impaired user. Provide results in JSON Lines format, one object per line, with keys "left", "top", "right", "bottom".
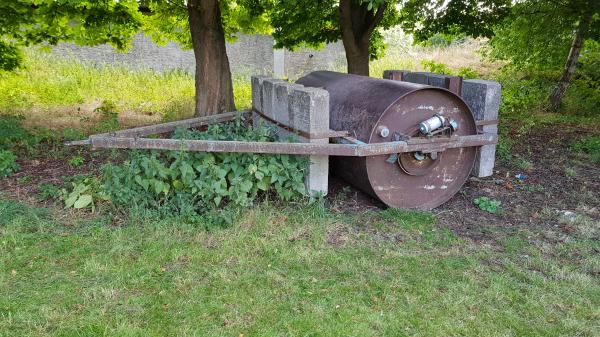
{"left": 283, "top": 43, "right": 346, "bottom": 79}
{"left": 50, "top": 33, "right": 345, "bottom": 78}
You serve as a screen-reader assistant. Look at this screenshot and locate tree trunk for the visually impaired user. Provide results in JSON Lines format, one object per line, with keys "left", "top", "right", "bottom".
{"left": 548, "top": 22, "right": 587, "bottom": 112}
{"left": 339, "top": 0, "right": 387, "bottom": 76}
{"left": 187, "top": 0, "right": 235, "bottom": 117}
{"left": 342, "top": 38, "right": 371, "bottom": 76}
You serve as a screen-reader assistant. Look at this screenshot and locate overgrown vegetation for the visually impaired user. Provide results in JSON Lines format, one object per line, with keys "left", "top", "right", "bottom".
{"left": 571, "top": 136, "right": 600, "bottom": 163}
{"left": 473, "top": 196, "right": 502, "bottom": 214}
{"left": 102, "top": 117, "right": 307, "bottom": 224}
{"left": 0, "top": 150, "right": 19, "bottom": 178}
{"left": 0, "top": 50, "right": 252, "bottom": 130}
{"left": 61, "top": 176, "right": 108, "bottom": 212}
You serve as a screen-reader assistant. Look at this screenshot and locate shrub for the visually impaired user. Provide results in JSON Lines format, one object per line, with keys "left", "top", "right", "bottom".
{"left": 37, "top": 183, "right": 62, "bottom": 201}
{"left": 0, "top": 114, "right": 60, "bottom": 153}
{"left": 102, "top": 117, "right": 307, "bottom": 220}
{"left": 571, "top": 136, "right": 600, "bottom": 163}
{"left": 92, "top": 100, "right": 120, "bottom": 133}
{"left": 68, "top": 155, "right": 85, "bottom": 167}
{"left": 0, "top": 115, "right": 36, "bottom": 151}
{"left": 421, "top": 59, "right": 452, "bottom": 75}
{"left": 0, "top": 150, "right": 19, "bottom": 178}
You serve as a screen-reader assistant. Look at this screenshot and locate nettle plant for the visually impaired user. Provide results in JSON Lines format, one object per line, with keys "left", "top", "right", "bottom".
{"left": 102, "top": 117, "right": 307, "bottom": 215}
{"left": 0, "top": 150, "right": 19, "bottom": 178}
{"left": 473, "top": 196, "right": 502, "bottom": 214}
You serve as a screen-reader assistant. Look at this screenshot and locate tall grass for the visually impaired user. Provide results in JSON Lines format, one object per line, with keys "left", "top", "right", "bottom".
{"left": 0, "top": 49, "right": 252, "bottom": 129}
{"left": 371, "top": 31, "right": 496, "bottom": 78}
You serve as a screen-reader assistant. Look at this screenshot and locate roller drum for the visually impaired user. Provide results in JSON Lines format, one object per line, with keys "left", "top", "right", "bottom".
{"left": 296, "top": 71, "right": 477, "bottom": 209}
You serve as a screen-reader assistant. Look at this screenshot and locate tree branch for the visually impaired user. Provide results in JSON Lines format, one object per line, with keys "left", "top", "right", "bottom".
{"left": 362, "top": 2, "right": 387, "bottom": 43}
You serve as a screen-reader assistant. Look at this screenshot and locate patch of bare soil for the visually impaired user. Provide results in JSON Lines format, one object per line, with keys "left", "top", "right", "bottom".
{"left": 0, "top": 147, "right": 118, "bottom": 205}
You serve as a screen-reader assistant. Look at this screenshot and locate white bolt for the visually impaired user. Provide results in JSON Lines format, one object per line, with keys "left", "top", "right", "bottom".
{"left": 378, "top": 126, "right": 390, "bottom": 138}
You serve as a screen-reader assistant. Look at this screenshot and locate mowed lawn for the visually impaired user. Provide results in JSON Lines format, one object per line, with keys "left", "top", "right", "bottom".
{"left": 1, "top": 198, "right": 597, "bottom": 336}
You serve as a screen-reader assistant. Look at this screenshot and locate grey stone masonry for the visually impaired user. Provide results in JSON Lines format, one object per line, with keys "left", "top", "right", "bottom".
{"left": 461, "top": 80, "right": 501, "bottom": 177}
{"left": 382, "top": 70, "right": 405, "bottom": 81}
{"left": 261, "top": 78, "right": 287, "bottom": 120}
{"left": 251, "top": 75, "right": 269, "bottom": 113}
{"left": 251, "top": 76, "right": 330, "bottom": 196}
{"left": 383, "top": 70, "right": 501, "bottom": 177}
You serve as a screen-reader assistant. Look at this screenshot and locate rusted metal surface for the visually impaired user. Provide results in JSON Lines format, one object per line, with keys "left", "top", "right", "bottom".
{"left": 475, "top": 119, "right": 499, "bottom": 126}
{"left": 88, "top": 133, "right": 496, "bottom": 156}
{"left": 104, "top": 111, "right": 244, "bottom": 138}
{"left": 297, "top": 71, "right": 480, "bottom": 209}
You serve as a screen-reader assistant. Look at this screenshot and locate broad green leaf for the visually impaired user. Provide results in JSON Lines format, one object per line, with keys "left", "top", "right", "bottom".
{"left": 74, "top": 194, "right": 93, "bottom": 209}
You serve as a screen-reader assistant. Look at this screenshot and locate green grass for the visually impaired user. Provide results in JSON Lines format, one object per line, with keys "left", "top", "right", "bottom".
{"left": 1, "top": 198, "right": 598, "bottom": 336}
{"left": 0, "top": 49, "right": 252, "bottom": 128}
{"left": 0, "top": 50, "right": 194, "bottom": 115}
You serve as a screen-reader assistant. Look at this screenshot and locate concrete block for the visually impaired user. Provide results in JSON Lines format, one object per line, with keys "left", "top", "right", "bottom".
{"left": 389, "top": 71, "right": 463, "bottom": 95}
{"left": 383, "top": 70, "right": 407, "bottom": 81}
{"left": 272, "top": 82, "right": 303, "bottom": 140}
{"left": 251, "top": 75, "right": 268, "bottom": 112}
{"left": 400, "top": 72, "right": 429, "bottom": 85}
{"left": 461, "top": 80, "right": 501, "bottom": 121}
{"left": 251, "top": 75, "right": 330, "bottom": 196}
{"left": 288, "top": 87, "right": 329, "bottom": 133}
{"left": 288, "top": 86, "right": 330, "bottom": 196}
{"left": 261, "top": 78, "right": 286, "bottom": 120}
{"left": 461, "top": 79, "right": 501, "bottom": 178}
{"left": 305, "top": 155, "right": 329, "bottom": 196}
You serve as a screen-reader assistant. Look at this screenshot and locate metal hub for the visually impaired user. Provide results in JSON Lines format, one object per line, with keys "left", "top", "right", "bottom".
{"left": 398, "top": 151, "right": 441, "bottom": 176}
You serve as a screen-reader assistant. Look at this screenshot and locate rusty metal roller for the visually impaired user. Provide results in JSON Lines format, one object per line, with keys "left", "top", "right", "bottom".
{"left": 296, "top": 71, "right": 477, "bottom": 209}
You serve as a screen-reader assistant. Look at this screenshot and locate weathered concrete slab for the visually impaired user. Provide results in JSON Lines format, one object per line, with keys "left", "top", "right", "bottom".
{"left": 288, "top": 86, "right": 330, "bottom": 196}
{"left": 260, "top": 78, "right": 286, "bottom": 120}
{"left": 252, "top": 76, "right": 330, "bottom": 196}
{"left": 461, "top": 80, "right": 501, "bottom": 121}
{"left": 251, "top": 75, "right": 268, "bottom": 112}
{"left": 394, "top": 71, "right": 463, "bottom": 95}
{"left": 401, "top": 72, "right": 429, "bottom": 85}
{"left": 383, "top": 70, "right": 407, "bottom": 81}
{"left": 461, "top": 79, "right": 501, "bottom": 177}
{"left": 271, "top": 81, "right": 302, "bottom": 140}
{"left": 288, "top": 87, "right": 329, "bottom": 133}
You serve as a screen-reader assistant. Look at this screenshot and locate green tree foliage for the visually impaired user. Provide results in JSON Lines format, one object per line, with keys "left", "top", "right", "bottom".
{"left": 0, "top": 0, "right": 143, "bottom": 71}
{"left": 0, "top": 1, "right": 268, "bottom": 116}
{"left": 0, "top": 41, "right": 22, "bottom": 71}
{"left": 490, "top": 0, "right": 598, "bottom": 71}
{"left": 489, "top": 0, "right": 599, "bottom": 111}
{"left": 265, "top": 0, "right": 510, "bottom": 76}
{"left": 401, "top": 0, "right": 511, "bottom": 42}
{"left": 265, "top": 0, "right": 399, "bottom": 75}
{"left": 143, "top": 0, "right": 270, "bottom": 47}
